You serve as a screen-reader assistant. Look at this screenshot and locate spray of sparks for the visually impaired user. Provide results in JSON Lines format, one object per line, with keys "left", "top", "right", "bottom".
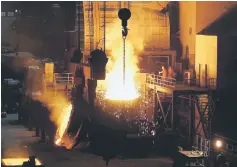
{"left": 55, "top": 104, "right": 73, "bottom": 146}
{"left": 95, "top": 88, "right": 156, "bottom": 135}
{"left": 95, "top": 12, "right": 156, "bottom": 134}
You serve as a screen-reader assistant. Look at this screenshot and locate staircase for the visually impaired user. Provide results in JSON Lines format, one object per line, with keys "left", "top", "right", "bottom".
{"left": 196, "top": 94, "right": 213, "bottom": 139}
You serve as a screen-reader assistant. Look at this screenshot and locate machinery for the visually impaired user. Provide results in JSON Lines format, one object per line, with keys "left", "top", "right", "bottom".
{"left": 58, "top": 9, "right": 158, "bottom": 154}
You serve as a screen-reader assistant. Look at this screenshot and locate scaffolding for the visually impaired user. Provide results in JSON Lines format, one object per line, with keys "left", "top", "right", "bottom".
{"left": 145, "top": 72, "right": 215, "bottom": 150}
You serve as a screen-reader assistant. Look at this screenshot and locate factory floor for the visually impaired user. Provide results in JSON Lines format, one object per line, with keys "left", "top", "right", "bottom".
{"left": 1, "top": 114, "right": 174, "bottom": 167}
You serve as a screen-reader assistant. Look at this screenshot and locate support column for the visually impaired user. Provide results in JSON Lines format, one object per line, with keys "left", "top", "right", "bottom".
{"left": 189, "top": 95, "right": 195, "bottom": 148}
{"left": 88, "top": 79, "right": 97, "bottom": 107}
{"left": 198, "top": 64, "right": 201, "bottom": 86}
{"left": 35, "top": 127, "right": 40, "bottom": 137}
{"left": 154, "top": 91, "right": 158, "bottom": 123}
{"left": 171, "top": 92, "right": 174, "bottom": 129}
{"left": 205, "top": 64, "right": 208, "bottom": 88}
{"left": 41, "top": 128, "right": 46, "bottom": 142}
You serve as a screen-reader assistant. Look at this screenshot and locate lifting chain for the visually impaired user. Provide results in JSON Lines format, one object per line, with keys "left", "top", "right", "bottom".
{"left": 123, "top": 36, "right": 126, "bottom": 87}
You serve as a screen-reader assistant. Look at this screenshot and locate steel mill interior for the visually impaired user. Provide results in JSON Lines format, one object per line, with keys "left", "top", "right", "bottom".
{"left": 1, "top": 1, "right": 237, "bottom": 167}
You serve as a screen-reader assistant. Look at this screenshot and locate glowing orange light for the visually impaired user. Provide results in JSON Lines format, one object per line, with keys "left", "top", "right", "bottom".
{"left": 55, "top": 138, "right": 61, "bottom": 145}
{"left": 2, "top": 158, "right": 42, "bottom": 166}
{"left": 97, "top": 38, "right": 141, "bottom": 100}
{"left": 54, "top": 104, "right": 72, "bottom": 146}
{"left": 215, "top": 140, "right": 223, "bottom": 148}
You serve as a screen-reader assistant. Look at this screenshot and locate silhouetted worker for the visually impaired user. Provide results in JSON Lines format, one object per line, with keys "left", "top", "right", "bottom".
{"left": 102, "top": 136, "right": 117, "bottom": 166}
{"left": 159, "top": 65, "right": 167, "bottom": 79}
{"left": 35, "top": 127, "right": 40, "bottom": 137}
{"left": 30, "top": 100, "right": 56, "bottom": 145}
{"left": 168, "top": 66, "right": 175, "bottom": 78}
{"left": 215, "top": 152, "right": 226, "bottom": 167}
{"left": 40, "top": 128, "right": 46, "bottom": 143}
{"left": 22, "top": 156, "right": 36, "bottom": 167}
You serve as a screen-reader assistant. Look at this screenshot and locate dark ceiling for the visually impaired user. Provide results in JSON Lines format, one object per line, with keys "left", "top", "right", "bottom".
{"left": 199, "top": 6, "right": 237, "bottom": 36}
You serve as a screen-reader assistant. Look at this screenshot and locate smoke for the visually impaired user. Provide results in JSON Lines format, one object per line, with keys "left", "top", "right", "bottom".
{"left": 32, "top": 91, "right": 70, "bottom": 127}
{"left": 99, "top": 5, "right": 167, "bottom": 71}
{"left": 23, "top": 60, "right": 72, "bottom": 144}
{"left": 97, "top": 5, "right": 166, "bottom": 98}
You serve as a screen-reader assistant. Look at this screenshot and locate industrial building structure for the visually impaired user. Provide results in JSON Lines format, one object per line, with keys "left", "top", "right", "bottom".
{"left": 71, "top": 1, "right": 176, "bottom": 72}
{"left": 2, "top": 1, "right": 237, "bottom": 165}
{"left": 82, "top": 2, "right": 170, "bottom": 51}
{"left": 179, "top": 1, "right": 237, "bottom": 89}
{"left": 178, "top": 2, "right": 237, "bottom": 158}
{"left": 67, "top": 1, "right": 237, "bottom": 156}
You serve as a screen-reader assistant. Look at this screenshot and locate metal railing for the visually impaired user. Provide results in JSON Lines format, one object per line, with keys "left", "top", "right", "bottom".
{"left": 208, "top": 78, "right": 216, "bottom": 89}
{"left": 146, "top": 73, "right": 176, "bottom": 88}
{"left": 183, "top": 76, "right": 217, "bottom": 89}
{"left": 195, "top": 134, "right": 237, "bottom": 158}
{"left": 54, "top": 73, "right": 74, "bottom": 84}
{"left": 195, "top": 135, "right": 211, "bottom": 157}
{"left": 183, "top": 78, "right": 200, "bottom": 87}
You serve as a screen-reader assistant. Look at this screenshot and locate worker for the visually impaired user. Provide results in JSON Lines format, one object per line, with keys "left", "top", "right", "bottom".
{"left": 159, "top": 65, "right": 167, "bottom": 85}
{"left": 40, "top": 128, "right": 46, "bottom": 143}
{"left": 22, "top": 156, "right": 36, "bottom": 167}
{"left": 168, "top": 66, "right": 175, "bottom": 78}
{"left": 215, "top": 152, "right": 226, "bottom": 167}
{"left": 168, "top": 66, "right": 176, "bottom": 85}
{"left": 35, "top": 127, "right": 40, "bottom": 137}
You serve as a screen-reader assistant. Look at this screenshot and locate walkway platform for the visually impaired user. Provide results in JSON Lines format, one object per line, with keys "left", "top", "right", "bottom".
{"left": 146, "top": 83, "right": 210, "bottom": 94}
{"left": 146, "top": 74, "right": 212, "bottom": 94}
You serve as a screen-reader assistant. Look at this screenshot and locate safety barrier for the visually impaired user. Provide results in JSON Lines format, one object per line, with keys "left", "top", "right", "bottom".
{"left": 195, "top": 134, "right": 237, "bottom": 162}
{"left": 208, "top": 78, "right": 217, "bottom": 89}
{"left": 54, "top": 73, "right": 74, "bottom": 84}
{"left": 183, "top": 75, "right": 217, "bottom": 89}
{"left": 195, "top": 135, "right": 211, "bottom": 157}
{"left": 146, "top": 73, "right": 176, "bottom": 88}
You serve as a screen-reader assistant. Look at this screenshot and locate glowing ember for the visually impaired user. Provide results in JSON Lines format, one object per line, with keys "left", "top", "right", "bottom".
{"left": 2, "top": 158, "right": 42, "bottom": 166}
{"left": 55, "top": 104, "right": 72, "bottom": 145}
{"left": 55, "top": 138, "right": 61, "bottom": 145}
{"left": 95, "top": 89, "right": 155, "bottom": 135}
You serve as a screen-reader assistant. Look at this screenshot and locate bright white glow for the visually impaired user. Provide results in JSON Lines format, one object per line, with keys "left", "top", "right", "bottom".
{"left": 151, "top": 130, "right": 156, "bottom": 136}
{"left": 215, "top": 140, "right": 223, "bottom": 148}
{"left": 52, "top": 4, "right": 60, "bottom": 8}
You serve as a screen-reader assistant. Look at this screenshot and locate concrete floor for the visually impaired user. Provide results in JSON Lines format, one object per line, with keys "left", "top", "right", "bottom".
{"left": 1, "top": 114, "right": 173, "bottom": 167}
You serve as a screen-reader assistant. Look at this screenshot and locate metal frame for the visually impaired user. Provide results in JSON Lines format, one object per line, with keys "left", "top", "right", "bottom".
{"left": 146, "top": 73, "right": 176, "bottom": 88}
{"left": 145, "top": 73, "right": 175, "bottom": 129}
{"left": 145, "top": 72, "right": 215, "bottom": 147}
{"left": 146, "top": 88, "right": 174, "bottom": 129}
{"left": 195, "top": 95, "right": 210, "bottom": 138}
{"left": 178, "top": 92, "right": 214, "bottom": 149}
{"left": 156, "top": 91, "right": 173, "bottom": 129}
{"left": 54, "top": 73, "right": 74, "bottom": 84}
